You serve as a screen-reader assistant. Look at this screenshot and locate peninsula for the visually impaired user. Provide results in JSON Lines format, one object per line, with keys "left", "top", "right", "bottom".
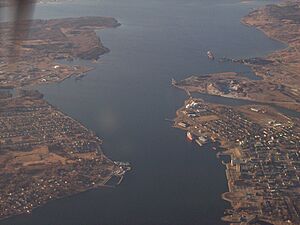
{"left": 0, "top": 17, "right": 120, "bottom": 88}
{"left": 0, "top": 90, "right": 129, "bottom": 219}
{"left": 173, "top": 1, "right": 300, "bottom": 224}
{"left": 0, "top": 16, "right": 129, "bottom": 220}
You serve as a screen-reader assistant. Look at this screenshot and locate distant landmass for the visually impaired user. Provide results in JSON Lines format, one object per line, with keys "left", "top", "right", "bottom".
{"left": 0, "top": 17, "right": 120, "bottom": 88}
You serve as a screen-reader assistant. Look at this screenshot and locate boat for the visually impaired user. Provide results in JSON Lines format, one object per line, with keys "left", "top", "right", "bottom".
{"left": 207, "top": 51, "right": 215, "bottom": 60}
{"left": 195, "top": 139, "right": 203, "bottom": 146}
{"left": 186, "top": 131, "right": 193, "bottom": 141}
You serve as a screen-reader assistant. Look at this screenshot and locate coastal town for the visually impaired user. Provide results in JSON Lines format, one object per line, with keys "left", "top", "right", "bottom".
{"left": 172, "top": 0, "right": 300, "bottom": 224}
{"left": 0, "top": 14, "right": 130, "bottom": 220}
{"left": 173, "top": 98, "right": 300, "bottom": 224}
{"left": 0, "top": 89, "right": 130, "bottom": 219}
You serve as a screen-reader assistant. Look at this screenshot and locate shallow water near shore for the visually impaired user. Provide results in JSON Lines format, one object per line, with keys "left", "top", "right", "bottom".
{"left": 0, "top": 0, "right": 285, "bottom": 225}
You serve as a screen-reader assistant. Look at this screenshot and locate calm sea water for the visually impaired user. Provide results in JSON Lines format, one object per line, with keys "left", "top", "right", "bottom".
{"left": 0, "top": 0, "right": 284, "bottom": 225}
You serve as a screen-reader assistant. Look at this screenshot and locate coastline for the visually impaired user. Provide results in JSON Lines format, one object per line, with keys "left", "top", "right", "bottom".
{"left": 172, "top": 0, "right": 300, "bottom": 224}
{"left": 172, "top": 0, "right": 300, "bottom": 113}
{"left": 0, "top": 16, "right": 131, "bottom": 220}
{"left": 0, "top": 0, "right": 298, "bottom": 223}
{"left": 241, "top": 1, "right": 300, "bottom": 91}
{"left": 172, "top": 95, "right": 300, "bottom": 224}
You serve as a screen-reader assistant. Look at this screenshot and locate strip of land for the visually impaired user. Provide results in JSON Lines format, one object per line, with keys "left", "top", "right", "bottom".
{"left": 173, "top": 72, "right": 300, "bottom": 112}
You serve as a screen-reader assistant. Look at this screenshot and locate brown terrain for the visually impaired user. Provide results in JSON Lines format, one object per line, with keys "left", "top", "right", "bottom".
{"left": 174, "top": 1, "right": 300, "bottom": 113}
{"left": 0, "top": 17, "right": 120, "bottom": 88}
{"left": 242, "top": 1, "right": 300, "bottom": 110}
{"left": 174, "top": 72, "right": 300, "bottom": 112}
{"left": 242, "top": 1, "right": 300, "bottom": 89}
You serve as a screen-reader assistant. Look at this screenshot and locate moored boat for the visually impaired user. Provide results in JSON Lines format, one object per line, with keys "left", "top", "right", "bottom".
{"left": 195, "top": 139, "right": 203, "bottom": 146}
{"left": 186, "top": 131, "right": 193, "bottom": 141}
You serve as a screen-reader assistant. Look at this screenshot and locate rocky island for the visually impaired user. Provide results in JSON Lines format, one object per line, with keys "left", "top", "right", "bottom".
{"left": 173, "top": 1, "right": 300, "bottom": 224}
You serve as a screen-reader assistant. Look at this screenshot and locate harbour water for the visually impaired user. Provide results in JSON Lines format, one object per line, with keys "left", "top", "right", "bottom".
{"left": 0, "top": 0, "right": 285, "bottom": 225}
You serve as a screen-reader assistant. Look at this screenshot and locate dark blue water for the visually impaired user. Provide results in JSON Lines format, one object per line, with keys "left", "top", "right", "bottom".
{"left": 0, "top": 0, "right": 285, "bottom": 225}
